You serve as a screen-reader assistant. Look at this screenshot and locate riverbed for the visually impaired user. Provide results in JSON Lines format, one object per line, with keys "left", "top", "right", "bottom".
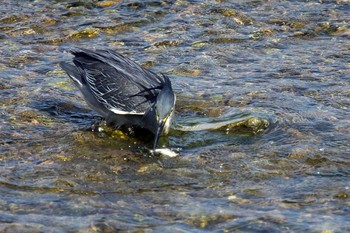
{"left": 0, "top": 0, "right": 349, "bottom": 232}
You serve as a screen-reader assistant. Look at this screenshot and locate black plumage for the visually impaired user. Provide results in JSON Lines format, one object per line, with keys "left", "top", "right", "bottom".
{"left": 60, "top": 48, "right": 175, "bottom": 149}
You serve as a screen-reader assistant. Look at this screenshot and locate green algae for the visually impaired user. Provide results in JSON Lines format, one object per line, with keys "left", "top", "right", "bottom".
{"left": 67, "top": 28, "right": 100, "bottom": 40}
{"left": 210, "top": 8, "right": 253, "bottom": 25}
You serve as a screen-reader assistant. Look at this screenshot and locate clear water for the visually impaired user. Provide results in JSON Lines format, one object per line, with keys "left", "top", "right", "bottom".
{"left": 0, "top": 0, "right": 349, "bottom": 232}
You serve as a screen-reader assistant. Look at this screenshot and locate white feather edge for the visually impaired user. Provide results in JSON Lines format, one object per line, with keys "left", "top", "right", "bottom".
{"left": 109, "top": 107, "right": 145, "bottom": 115}
{"left": 68, "top": 74, "right": 83, "bottom": 88}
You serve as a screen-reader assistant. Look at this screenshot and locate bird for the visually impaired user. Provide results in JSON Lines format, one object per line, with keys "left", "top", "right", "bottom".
{"left": 59, "top": 48, "right": 175, "bottom": 149}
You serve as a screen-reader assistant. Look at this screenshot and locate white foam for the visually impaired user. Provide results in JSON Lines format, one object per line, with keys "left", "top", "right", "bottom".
{"left": 153, "top": 148, "right": 179, "bottom": 157}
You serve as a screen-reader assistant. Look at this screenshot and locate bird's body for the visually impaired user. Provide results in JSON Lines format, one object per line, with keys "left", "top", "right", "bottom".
{"left": 60, "top": 48, "right": 175, "bottom": 149}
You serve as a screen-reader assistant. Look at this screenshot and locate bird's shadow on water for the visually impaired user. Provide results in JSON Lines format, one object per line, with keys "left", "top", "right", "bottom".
{"left": 34, "top": 98, "right": 157, "bottom": 146}
{"left": 35, "top": 98, "right": 100, "bottom": 125}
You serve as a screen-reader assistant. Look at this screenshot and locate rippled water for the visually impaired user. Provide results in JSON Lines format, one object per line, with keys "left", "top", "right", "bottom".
{"left": 1, "top": 0, "right": 349, "bottom": 232}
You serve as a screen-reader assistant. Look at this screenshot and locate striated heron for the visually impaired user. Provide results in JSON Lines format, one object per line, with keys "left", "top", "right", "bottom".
{"left": 60, "top": 48, "right": 175, "bottom": 149}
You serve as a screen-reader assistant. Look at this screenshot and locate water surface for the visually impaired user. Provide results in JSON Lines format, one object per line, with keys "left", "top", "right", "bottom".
{"left": 0, "top": 0, "right": 349, "bottom": 232}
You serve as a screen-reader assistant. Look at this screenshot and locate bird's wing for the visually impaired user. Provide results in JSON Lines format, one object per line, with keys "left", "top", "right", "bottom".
{"left": 59, "top": 62, "right": 83, "bottom": 88}
{"left": 69, "top": 48, "right": 165, "bottom": 115}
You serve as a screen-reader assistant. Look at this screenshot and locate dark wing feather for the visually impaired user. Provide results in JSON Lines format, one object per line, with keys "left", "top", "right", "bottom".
{"left": 70, "top": 48, "right": 166, "bottom": 114}
{"left": 59, "top": 62, "right": 84, "bottom": 87}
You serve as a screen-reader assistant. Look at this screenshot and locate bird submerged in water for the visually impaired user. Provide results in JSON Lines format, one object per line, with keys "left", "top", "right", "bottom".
{"left": 60, "top": 48, "right": 175, "bottom": 149}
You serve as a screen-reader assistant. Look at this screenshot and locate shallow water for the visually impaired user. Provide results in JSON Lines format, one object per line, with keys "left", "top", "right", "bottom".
{"left": 0, "top": 0, "right": 349, "bottom": 232}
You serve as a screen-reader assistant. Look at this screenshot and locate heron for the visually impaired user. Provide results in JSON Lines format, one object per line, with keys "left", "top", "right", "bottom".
{"left": 59, "top": 48, "right": 175, "bottom": 150}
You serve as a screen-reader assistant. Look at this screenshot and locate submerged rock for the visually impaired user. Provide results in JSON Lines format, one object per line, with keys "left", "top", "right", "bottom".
{"left": 176, "top": 114, "right": 269, "bottom": 134}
